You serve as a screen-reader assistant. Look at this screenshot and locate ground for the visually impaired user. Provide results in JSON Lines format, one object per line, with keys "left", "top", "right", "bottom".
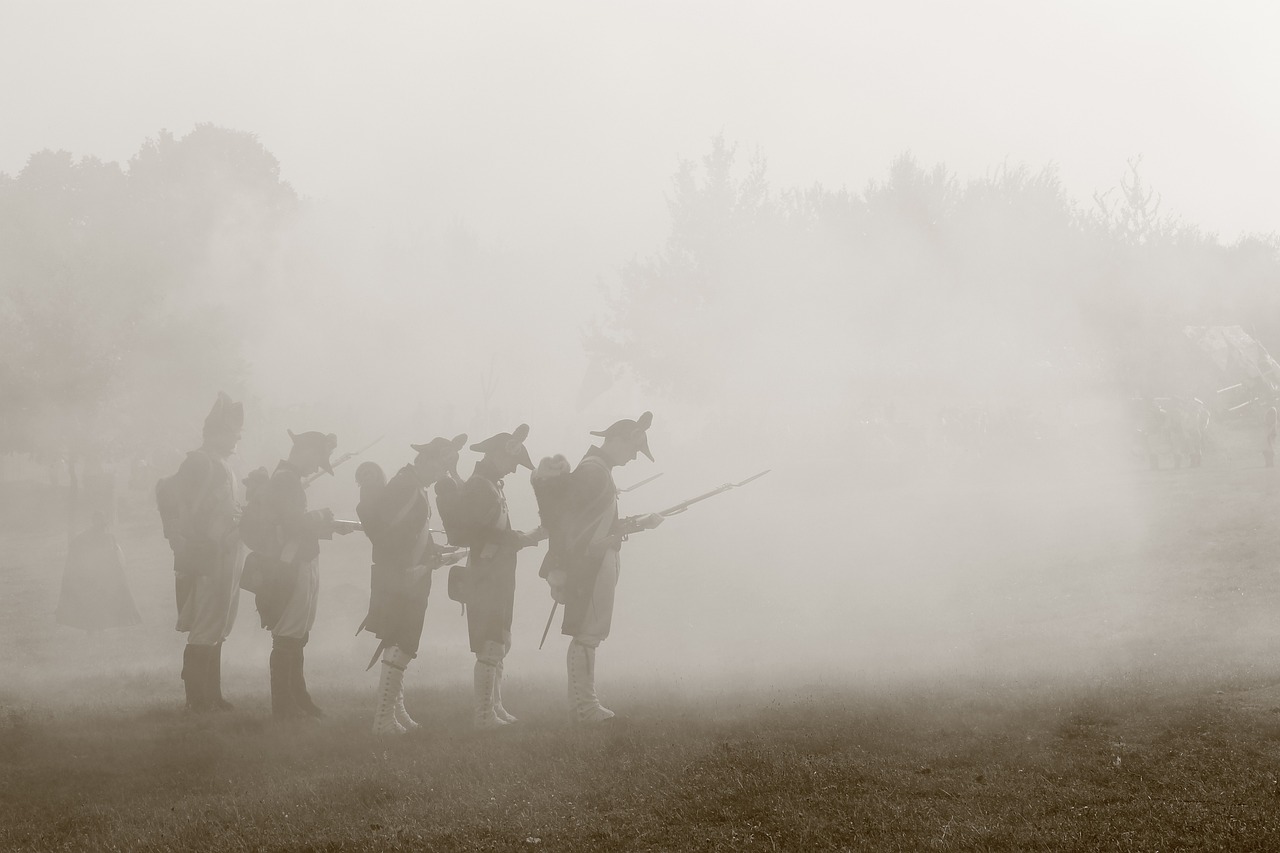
{"left": 4, "top": 438, "right": 1280, "bottom": 851}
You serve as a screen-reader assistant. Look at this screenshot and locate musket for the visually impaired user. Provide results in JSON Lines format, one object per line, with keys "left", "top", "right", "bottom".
{"left": 615, "top": 470, "right": 771, "bottom": 535}
{"left": 303, "top": 435, "right": 383, "bottom": 487}
{"left": 332, "top": 521, "right": 446, "bottom": 536}
{"left": 655, "top": 469, "right": 770, "bottom": 518}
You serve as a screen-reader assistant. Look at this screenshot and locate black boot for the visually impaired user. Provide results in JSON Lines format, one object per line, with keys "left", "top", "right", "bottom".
{"left": 291, "top": 639, "right": 324, "bottom": 719}
{"left": 208, "top": 642, "right": 233, "bottom": 711}
{"left": 182, "top": 644, "right": 211, "bottom": 713}
{"left": 270, "top": 638, "right": 301, "bottom": 719}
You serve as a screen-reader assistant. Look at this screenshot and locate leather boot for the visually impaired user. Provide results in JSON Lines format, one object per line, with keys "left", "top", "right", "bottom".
{"left": 493, "top": 656, "right": 517, "bottom": 724}
{"left": 291, "top": 639, "right": 324, "bottom": 719}
{"left": 270, "top": 638, "right": 301, "bottom": 719}
{"left": 208, "top": 642, "right": 233, "bottom": 711}
{"left": 473, "top": 648, "right": 504, "bottom": 730}
{"left": 373, "top": 647, "right": 407, "bottom": 736}
{"left": 386, "top": 646, "right": 419, "bottom": 731}
{"left": 567, "top": 639, "right": 614, "bottom": 723}
{"left": 182, "top": 644, "right": 211, "bottom": 713}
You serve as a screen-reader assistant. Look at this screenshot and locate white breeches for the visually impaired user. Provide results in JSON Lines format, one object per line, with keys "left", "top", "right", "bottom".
{"left": 272, "top": 558, "right": 320, "bottom": 640}
{"left": 573, "top": 550, "right": 619, "bottom": 648}
{"left": 177, "top": 548, "right": 243, "bottom": 646}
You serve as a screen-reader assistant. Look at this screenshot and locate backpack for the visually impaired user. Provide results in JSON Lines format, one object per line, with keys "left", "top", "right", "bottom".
{"left": 434, "top": 475, "right": 471, "bottom": 547}
{"left": 237, "top": 467, "right": 277, "bottom": 555}
{"left": 155, "top": 451, "right": 216, "bottom": 542}
{"left": 530, "top": 455, "right": 573, "bottom": 580}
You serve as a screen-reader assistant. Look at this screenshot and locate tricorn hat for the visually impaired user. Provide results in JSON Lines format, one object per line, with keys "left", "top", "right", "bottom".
{"left": 590, "top": 411, "right": 654, "bottom": 461}
{"left": 203, "top": 392, "right": 244, "bottom": 438}
{"left": 470, "top": 423, "right": 533, "bottom": 470}
{"left": 288, "top": 429, "right": 338, "bottom": 474}
{"left": 411, "top": 433, "right": 468, "bottom": 478}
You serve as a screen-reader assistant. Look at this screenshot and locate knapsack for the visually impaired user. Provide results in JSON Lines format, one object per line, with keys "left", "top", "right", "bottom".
{"left": 237, "top": 467, "right": 277, "bottom": 555}
{"left": 531, "top": 455, "right": 573, "bottom": 580}
{"left": 434, "top": 475, "right": 471, "bottom": 547}
{"left": 155, "top": 451, "right": 216, "bottom": 542}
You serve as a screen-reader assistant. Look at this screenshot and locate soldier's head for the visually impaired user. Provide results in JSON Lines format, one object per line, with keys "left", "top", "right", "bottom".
{"left": 593, "top": 411, "right": 654, "bottom": 467}
{"left": 202, "top": 392, "right": 244, "bottom": 458}
{"left": 410, "top": 434, "right": 467, "bottom": 486}
{"left": 287, "top": 430, "right": 337, "bottom": 477}
{"left": 471, "top": 424, "right": 532, "bottom": 478}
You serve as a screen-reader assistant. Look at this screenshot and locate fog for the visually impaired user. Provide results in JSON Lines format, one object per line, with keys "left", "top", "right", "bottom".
{"left": 5, "top": 2, "right": 1280, "bottom": 713}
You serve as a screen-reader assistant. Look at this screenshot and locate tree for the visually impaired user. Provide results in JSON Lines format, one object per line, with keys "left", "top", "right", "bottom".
{"left": 0, "top": 125, "right": 298, "bottom": 476}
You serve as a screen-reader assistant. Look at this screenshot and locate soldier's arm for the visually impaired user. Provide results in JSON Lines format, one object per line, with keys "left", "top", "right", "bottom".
{"left": 273, "top": 477, "right": 333, "bottom": 541}
{"left": 460, "top": 478, "right": 520, "bottom": 549}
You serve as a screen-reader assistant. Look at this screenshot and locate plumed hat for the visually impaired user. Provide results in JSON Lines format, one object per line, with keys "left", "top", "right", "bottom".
{"left": 470, "top": 423, "right": 533, "bottom": 470}
{"left": 203, "top": 392, "right": 244, "bottom": 438}
{"left": 288, "top": 429, "right": 338, "bottom": 474}
{"left": 590, "top": 411, "right": 654, "bottom": 461}
{"left": 411, "top": 433, "right": 467, "bottom": 478}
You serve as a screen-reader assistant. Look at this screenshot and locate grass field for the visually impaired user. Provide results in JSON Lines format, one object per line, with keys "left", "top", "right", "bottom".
{"left": 5, "top": 439, "right": 1280, "bottom": 851}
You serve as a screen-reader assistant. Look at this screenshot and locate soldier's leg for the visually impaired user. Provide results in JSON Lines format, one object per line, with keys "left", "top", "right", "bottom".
{"left": 291, "top": 633, "right": 323, "bottom": 718}
{"left": 181, "top": 643, "right": 211, "bottom": 713}
{"left": 493, "top": 645, "right": 517, "bottom": 724}
{"left": 568, "top": 552, "right": 619, "bottom": 723}
{"left": 269, "top": 634, "right": 299, "bottom": 718}
{"left": 387, "top": 646, "right": 419, "bottom": 731}
{"left": 391, "top": 580, "right": 430, "bottom": 731}
{"left": 208, "top": 641, "right": 233, "bottom": 711}
{"left": 474, "top": 639, "right": 506, "bottom": 730}
{"left": 374, "top": 645, "right": 408, "bottom": 736}
{"left": 492, "top": 576, "right": 517, "bottom": 724}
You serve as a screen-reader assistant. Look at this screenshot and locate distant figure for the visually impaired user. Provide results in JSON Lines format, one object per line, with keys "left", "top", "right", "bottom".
{"left": 555, "top": 412, "right": 663, "bottom": 723}
{"left": 452, "top": 424, "right": 542, "bottom": 730}
{"left": 1265, "top": 407, "right": 1277, "bottom": 468}
{"left": 156, "top": 392, "right": 244, "bottom": 713}
{"left": 357, "top": 435, "right": 466, "bottom": 736}
{"left": 55, "top": 511, "right": 141, "bottom": 632}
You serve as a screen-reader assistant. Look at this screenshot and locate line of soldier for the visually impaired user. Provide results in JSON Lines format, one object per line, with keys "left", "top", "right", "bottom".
{"left": 158, "top": 393, "right": 662, "bottom": 733}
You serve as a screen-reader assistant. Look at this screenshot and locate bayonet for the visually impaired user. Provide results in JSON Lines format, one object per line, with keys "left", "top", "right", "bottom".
{"left": 656, "top": 469, "right": 770, "bottom": 517}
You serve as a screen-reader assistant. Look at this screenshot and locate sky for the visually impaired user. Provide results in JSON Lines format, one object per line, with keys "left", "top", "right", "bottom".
{"left": 3, "top": 0, "right": 1279, "bottom": 274}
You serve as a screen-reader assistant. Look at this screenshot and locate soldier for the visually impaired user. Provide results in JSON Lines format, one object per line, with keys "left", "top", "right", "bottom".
{"left": 557, "top": 412, "right": 662, "bottom": 723}
{"left": 356, "top": 434, "right": 467, "bottom": 736}
{"left": 258, "top": 429, "right": 342, "bottom": 720}
{"left": 157, "top": 392, "right": 244, "bottom": 713}
{"left": 452, "top": 424, "right": 542, "bottom": 729}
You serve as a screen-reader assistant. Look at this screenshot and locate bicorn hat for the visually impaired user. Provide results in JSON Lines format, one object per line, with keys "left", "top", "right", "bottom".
{"left": 411, "top": 433, "right": 468, "bottom": 478}
{"left": 590, "top": 411, "right": 654, "bottom": 461}
{"left": 470, "top": 423, "right": 533, "bottom": 470}
{"left": 203, "top": 392, "right": 244, "bottom": 438}
{"left": 288, "top": 429, "right": 338, "bottom": 474}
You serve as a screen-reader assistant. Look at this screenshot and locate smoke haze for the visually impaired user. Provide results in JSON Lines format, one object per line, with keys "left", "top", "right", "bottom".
{"left": 5, "top": 2, "right": 1280, "bottom": 713}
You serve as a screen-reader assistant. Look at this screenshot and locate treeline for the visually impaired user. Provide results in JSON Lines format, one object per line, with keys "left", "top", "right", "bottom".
{"left": 0, "top": 125, "right": 297, "bottom": 467}
{"left": 590, "top": 137, "right": 1280, "bottom": 432}
{"left": 4, "top": 128, "right": 1277, "bottom": 475}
